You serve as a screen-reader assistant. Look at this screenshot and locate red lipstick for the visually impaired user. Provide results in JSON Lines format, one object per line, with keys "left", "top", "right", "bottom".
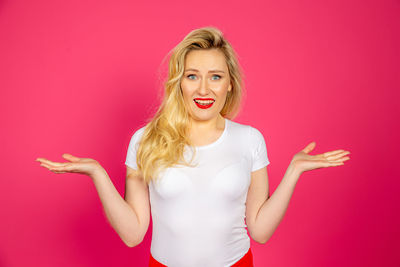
{"left": 193, "top": 98, "right": 215, "bottom": 109}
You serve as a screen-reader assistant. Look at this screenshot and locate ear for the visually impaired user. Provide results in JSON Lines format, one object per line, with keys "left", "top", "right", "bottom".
{"left": 228, "top": 83, "right": 232, "bottom": 92}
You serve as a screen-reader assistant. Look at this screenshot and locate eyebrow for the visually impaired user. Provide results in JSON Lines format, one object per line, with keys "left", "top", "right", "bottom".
{"left": 184, "top": 68, "right": 225, "bottom": 73}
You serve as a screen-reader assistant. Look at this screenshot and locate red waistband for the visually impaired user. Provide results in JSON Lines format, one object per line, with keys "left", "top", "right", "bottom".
{"left": 149, "top": 247, "right": 254, "bottom": 267}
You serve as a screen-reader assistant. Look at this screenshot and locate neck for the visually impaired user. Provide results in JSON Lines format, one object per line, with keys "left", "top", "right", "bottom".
{"left": 188, "top": 115, "right": 225, "bottom": 133}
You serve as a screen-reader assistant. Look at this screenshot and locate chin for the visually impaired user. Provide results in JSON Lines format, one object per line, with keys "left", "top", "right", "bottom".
{"left": 190, "top": 112, "right": 218, "bottom": 122}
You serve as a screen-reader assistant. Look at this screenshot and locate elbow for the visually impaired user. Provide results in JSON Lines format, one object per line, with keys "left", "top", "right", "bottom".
{"left": 123, "top": 236, "right": 143, "bottom": 248}
{"left": 256, "top": 238, "right": 268, "bottom": 244}
{"left": 124, "top": 239, "right": 140, "bottom": 248}
{"left": 124, "top": 241, "right": 137, "bottom": 248}
{"left": 254, "top": 236, "right": 269, "bottom": 244}
{"left": 251, "top": 232, "right": 270, "bottom": 245}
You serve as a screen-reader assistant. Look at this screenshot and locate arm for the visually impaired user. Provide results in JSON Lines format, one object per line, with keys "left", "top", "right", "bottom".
{"left": 248, "top": 164, "right": 299, "bottom": 244}
{"left": 91, "top": 166, "right": 150, "bottom": 247}
{"left": 36, "top": 154, "right": 150, "bottom": 247}
{"left": 246, "top": 141, "right": 350, "bottom": 244}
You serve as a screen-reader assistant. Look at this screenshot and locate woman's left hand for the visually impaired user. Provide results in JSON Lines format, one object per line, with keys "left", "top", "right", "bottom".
{"left": 290, "top": 141, "right": 350, "bottom": 175}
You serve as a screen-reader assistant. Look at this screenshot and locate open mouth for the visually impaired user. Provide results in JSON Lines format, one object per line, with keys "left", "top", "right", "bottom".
{"left": 193, "top": 98, "right": 215, "bottom": 109}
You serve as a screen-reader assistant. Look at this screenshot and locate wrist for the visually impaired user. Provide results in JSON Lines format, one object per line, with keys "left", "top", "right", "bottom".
{"left": 286, "top": 162, "right": 302, "bottom": 180}
{"left": 90, "top": 167, "right": 108, "bottom": 181}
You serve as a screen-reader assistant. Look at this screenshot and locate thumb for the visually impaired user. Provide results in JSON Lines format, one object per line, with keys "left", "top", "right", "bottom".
{"left": 302, "top": 141, "right": 316, "bottom": 154}
{"left": 62, "top": 153, "right": 81, "bottom": 162}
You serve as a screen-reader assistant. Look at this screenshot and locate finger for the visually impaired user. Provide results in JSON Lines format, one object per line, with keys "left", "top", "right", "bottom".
{"left": 47, "top": 165, "right": 71, "bottom": 173}
{"left": 39, "top": 162, "right": 53, "bottom": 169}
{"left": 36, "top": 158, "right": 65, "bottom": 167}
{"left": 327, "top": 156, "right": 350, "bottom": 163}
{"left": 62, "top": 154, "right": 81, "bottom": 162}
{"left": 317, "top": 160, "right": 344, "bottom": 167}
{"left": 302, "top": 141, "right": 316, "bottom": 154}
{"left": 325, "top": 151, "right": 350, "bottom": 161}
{"left": 322, "top": 150, "right": 345, "bottom": 157}
{"left": 40, "top": 162, "right": 58, "bottom": 171}
{"left": 52, "top": 169, "right": 68, "bottom": 174}
{"left": 36, "top": 158, "right": 51, "bottom": 164}
{"left": 36, "top": 158, "right": 49, "bottom": 163}
{"left": 41, "top": 161, "right": 73, "bottom": 172}
{"left": 328, "top": 162, "right": 345, "bottom": 167}
{"left": 50, "top": 168, "right": 68, "bottom": 174}
{"left": 41, "top": 164, "right": 67, "bottom": 173}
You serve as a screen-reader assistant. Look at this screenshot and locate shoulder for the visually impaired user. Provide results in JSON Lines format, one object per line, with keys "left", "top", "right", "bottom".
{"left": 228, "top": 119, "right": 264, "bottom": 139}
{"left": 129, "top": 125, "right": 147, "bottom": 143}
{"left": 227, "top": 119, "right": 250, "bottom": 133}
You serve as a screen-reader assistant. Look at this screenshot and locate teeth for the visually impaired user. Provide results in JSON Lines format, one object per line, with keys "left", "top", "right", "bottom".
{"left": 194, "top": 99, "right": 214, "bottom": 105}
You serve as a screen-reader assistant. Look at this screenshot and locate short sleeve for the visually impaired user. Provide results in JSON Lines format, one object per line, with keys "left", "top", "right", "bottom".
{"left": 125, "top": 127, "right": 146, "bottom": 170}
{"left": 249, "top": 126, "right": 270, "bottom": 172}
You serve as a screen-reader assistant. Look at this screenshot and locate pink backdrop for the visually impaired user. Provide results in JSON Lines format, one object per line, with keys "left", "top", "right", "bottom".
{"left": 1, "top": 0, "right": 399, "bottom": 266}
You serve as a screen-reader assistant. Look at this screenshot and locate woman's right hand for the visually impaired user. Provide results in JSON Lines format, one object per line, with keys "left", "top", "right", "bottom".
{"left": 36, "top": 153, "right": 105, "bottom": 178}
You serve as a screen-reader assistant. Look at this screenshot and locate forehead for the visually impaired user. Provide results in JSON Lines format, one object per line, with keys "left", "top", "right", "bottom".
{"left": 184, "top": 49, "right": 228, "bottom": 70}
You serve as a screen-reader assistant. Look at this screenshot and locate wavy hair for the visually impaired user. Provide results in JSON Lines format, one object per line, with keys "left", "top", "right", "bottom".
{"left": 136, "top": 26, "right": 244, "bottom": 184}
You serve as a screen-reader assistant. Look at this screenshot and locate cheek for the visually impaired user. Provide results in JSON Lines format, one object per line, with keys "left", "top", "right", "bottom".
{"left": 184, "top": 95, "right": 193, "bottom": 106}
{"left": 215, "top": 82, "right": 230, "bottom": 97}
{"left": 180, "top": 81, "right": 188, "bottom": 97}
{"left": 180, "top": 83, "right": 194, "bottom": 103}
{"left": 216, "top": 79, "right": 230, "bottom": 89}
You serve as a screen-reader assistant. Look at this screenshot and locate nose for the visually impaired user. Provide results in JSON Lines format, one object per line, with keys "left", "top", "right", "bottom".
{"left": 197, "top": 77, "right": 210, "bottom": 95}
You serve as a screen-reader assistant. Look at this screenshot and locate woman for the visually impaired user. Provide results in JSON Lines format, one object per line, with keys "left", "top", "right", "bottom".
{"left": 36, "top": 27, "right": 350, "bottom": 267}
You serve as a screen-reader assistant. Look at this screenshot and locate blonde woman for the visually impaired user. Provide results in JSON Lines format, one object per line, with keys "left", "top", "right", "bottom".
{"left": 36, "top": 27, "right": 350, "bottom": 267}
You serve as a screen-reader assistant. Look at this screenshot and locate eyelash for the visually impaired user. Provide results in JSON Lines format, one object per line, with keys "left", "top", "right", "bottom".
{"left": 187, "top": 74, "right": 222, "bottom": 80}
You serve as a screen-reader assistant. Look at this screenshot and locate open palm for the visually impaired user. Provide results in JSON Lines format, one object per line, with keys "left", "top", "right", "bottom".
{"left": 36, "top": 153, "right": 103, "bottom": 177}
{"left": 290, "top": 142, "right": 350, "bottom": 174}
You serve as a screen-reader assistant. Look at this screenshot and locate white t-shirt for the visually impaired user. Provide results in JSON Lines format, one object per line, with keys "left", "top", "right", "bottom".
{"left": 125, "top": 118, "right": 270, "bottom": 267}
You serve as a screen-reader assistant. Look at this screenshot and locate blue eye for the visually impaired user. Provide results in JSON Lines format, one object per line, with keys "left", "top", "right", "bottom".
{"left": 211, "top": 75, "right": 221, "bottom": 80}
{"left": 187, "top": 74, "right": 196, "bottom": 80}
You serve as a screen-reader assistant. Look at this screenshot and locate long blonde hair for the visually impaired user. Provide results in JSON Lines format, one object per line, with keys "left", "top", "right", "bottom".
{"left": 136, "top": 26, "right": 244, "bottom": 184}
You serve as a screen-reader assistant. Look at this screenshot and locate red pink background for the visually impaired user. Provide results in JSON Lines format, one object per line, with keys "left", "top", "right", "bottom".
{"left": 1, "top": 0, "right": 399, "bottom": 266}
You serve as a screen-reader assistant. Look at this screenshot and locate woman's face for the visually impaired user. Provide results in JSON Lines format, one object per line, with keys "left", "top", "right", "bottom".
{"left": 180, "top": 48, "right": 232, "bottom": 123}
